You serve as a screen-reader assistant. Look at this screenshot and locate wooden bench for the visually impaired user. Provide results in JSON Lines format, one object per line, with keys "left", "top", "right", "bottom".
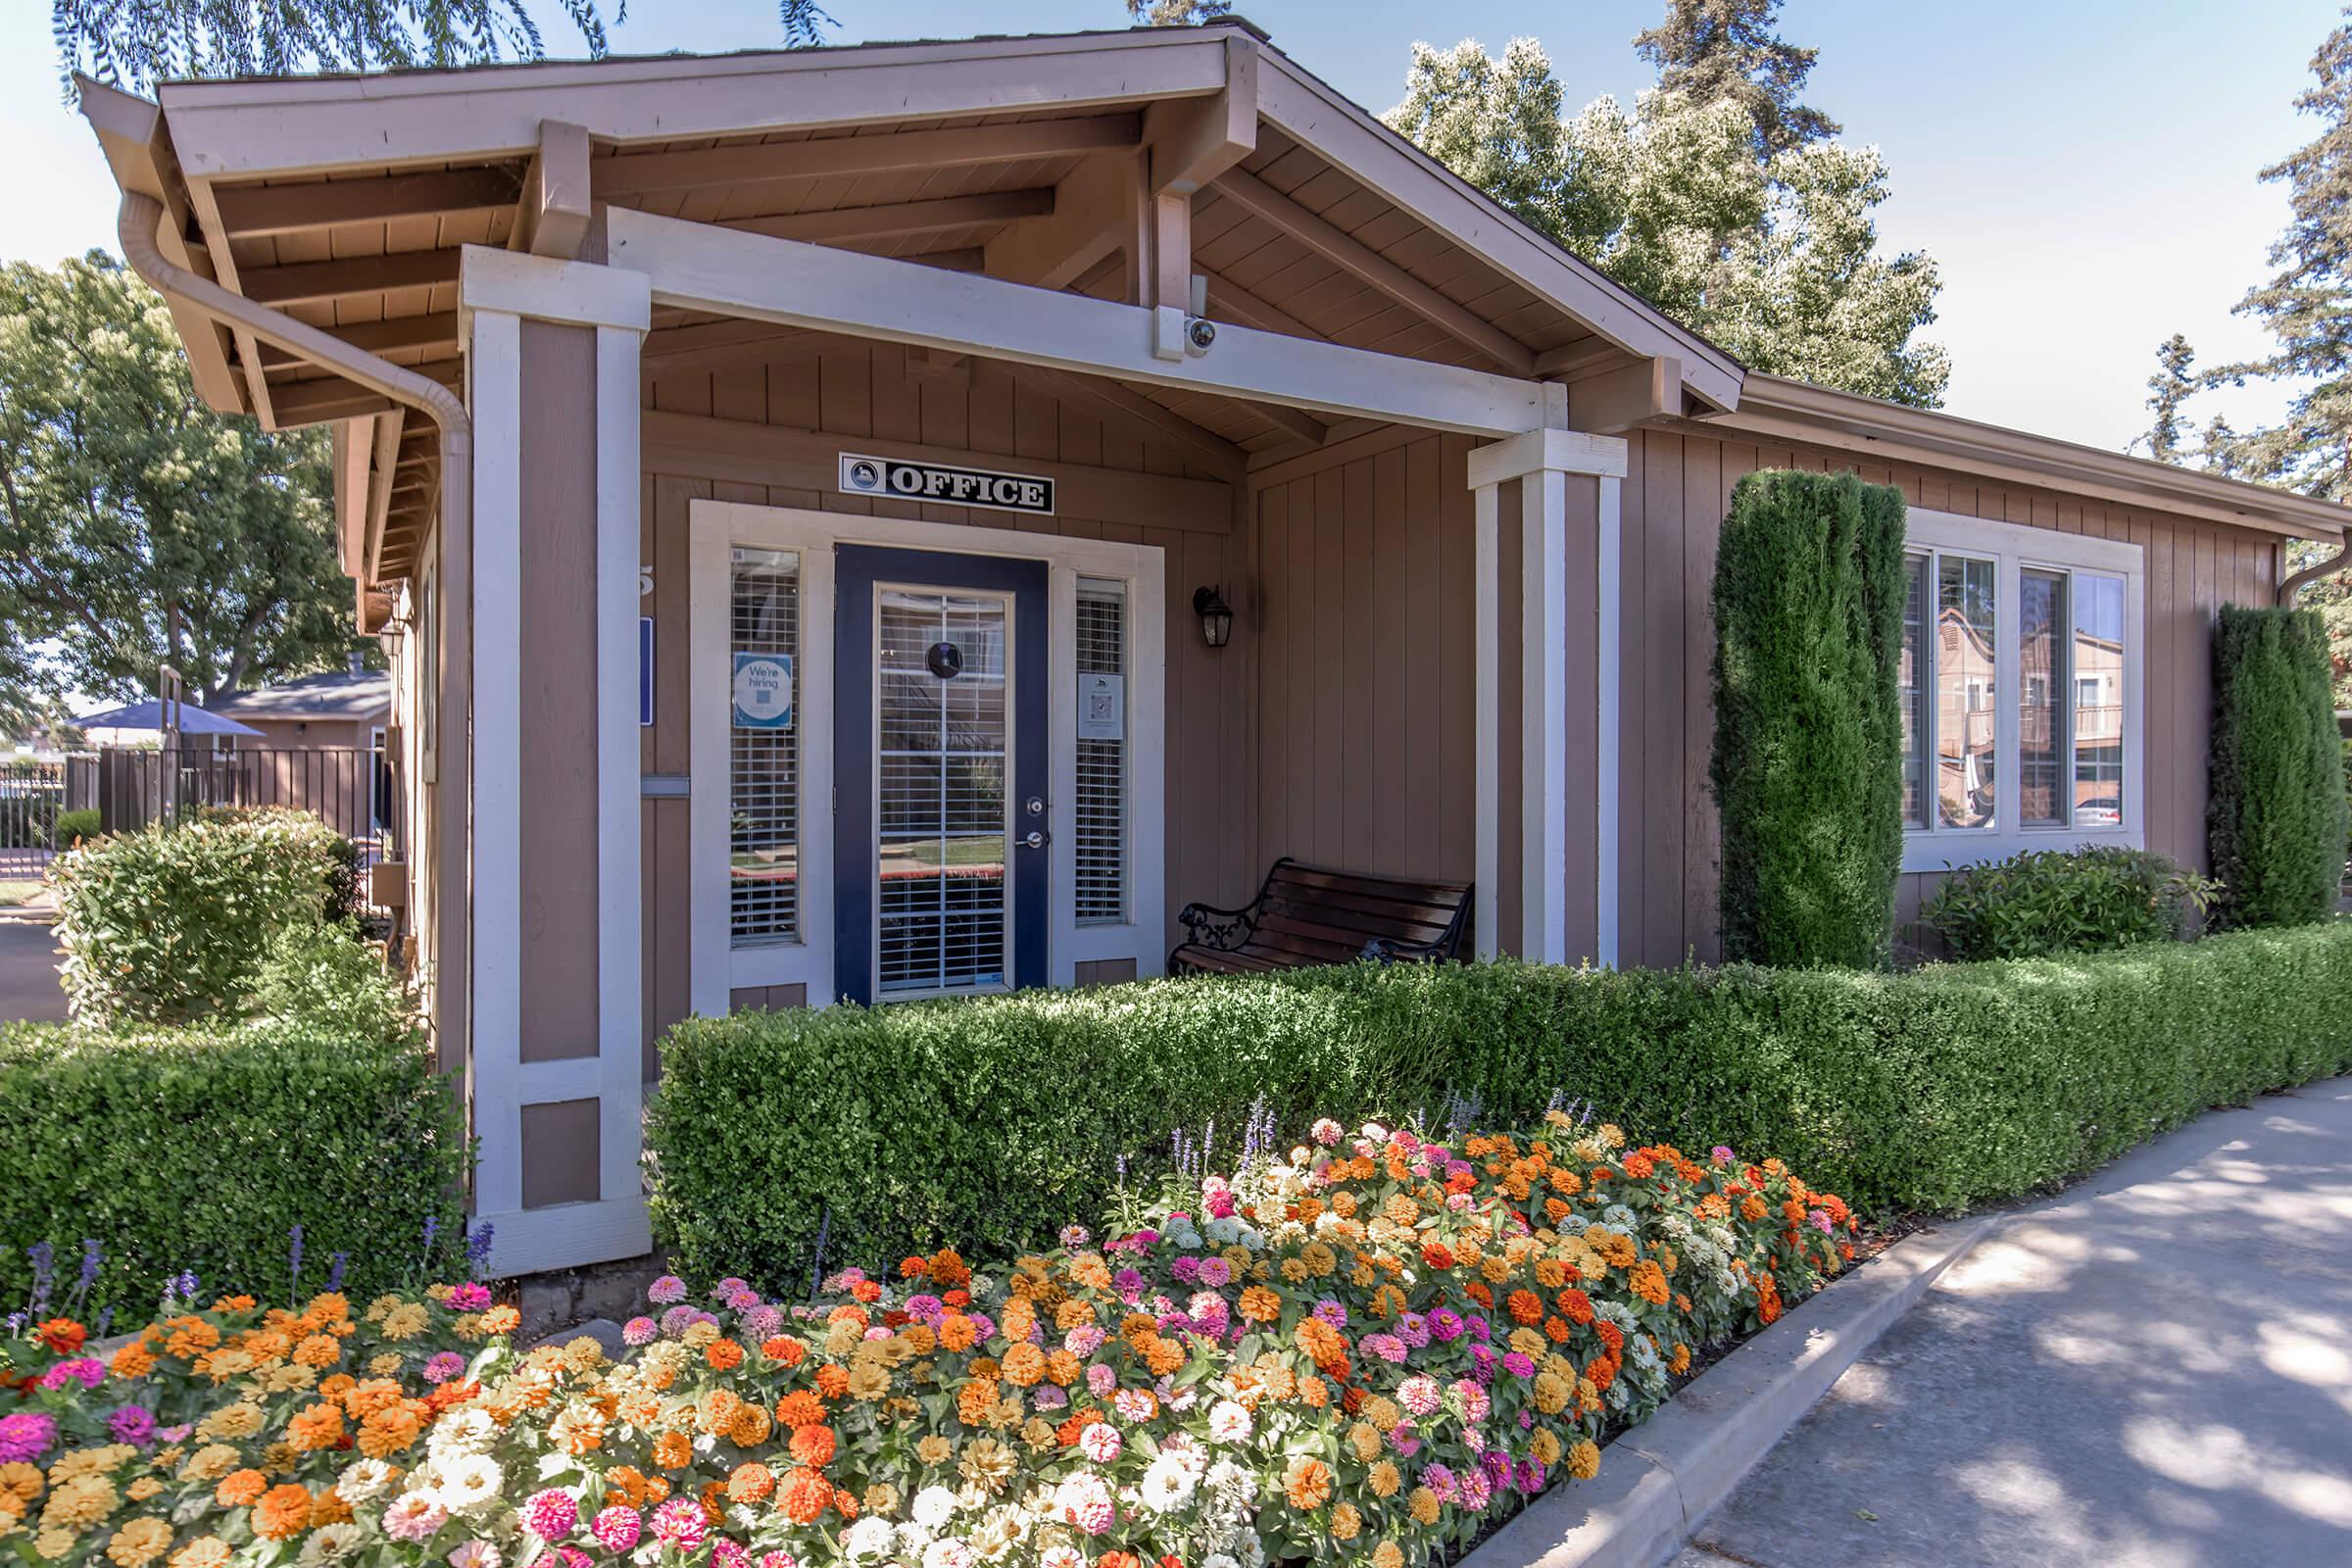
{"left": 1168, "top": 858, "right": 1474, "bottom": 975}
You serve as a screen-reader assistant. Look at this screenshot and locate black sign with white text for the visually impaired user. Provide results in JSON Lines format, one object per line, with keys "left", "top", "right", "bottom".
{"left": 838, "top": 453, "right": 1055, "bottom": 516}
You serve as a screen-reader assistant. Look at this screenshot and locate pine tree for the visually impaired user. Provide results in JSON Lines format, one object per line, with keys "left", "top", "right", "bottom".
{"left": 1633, "top": 0, "right": 1839, "bottom": 158}
{"left": 2136, "top": 333, "right": 2199, "bottom": 465}
{"left": 1127, "top": 0, "right": 1232, "bottom": 23}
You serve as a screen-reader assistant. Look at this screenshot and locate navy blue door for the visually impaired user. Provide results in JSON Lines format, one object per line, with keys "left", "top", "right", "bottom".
{"left": 833, "top": 546, "right": 1048, "bottom": 1004}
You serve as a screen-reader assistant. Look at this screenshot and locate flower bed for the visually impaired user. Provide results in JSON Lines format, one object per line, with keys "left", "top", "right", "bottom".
{"left": 1, "top": 1114, "right": 1854, "bottom": 1568}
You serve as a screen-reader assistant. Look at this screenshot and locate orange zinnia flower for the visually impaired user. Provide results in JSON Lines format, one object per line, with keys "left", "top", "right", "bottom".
{"left": 251, "top": 1484, "right": 315, "bottom": 1541}
{"left": 1281, "top": 1456, "right": 1333, "bottom": 1510}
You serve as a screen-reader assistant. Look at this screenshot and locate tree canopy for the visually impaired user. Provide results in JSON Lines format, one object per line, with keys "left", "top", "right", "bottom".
{"left": 1387, "top": 11, "right": 1948, "bottom": 407}
{"left": 51, "top": 0, "right": 834, "bottom": 87}
{"left": 0, "top": 254, "right": 364, "bottom": 719}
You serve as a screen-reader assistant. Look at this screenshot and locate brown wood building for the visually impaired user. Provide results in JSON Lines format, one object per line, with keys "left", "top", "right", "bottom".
{"left": 77, "top": 21, "right": 2347, "bottom": 1273}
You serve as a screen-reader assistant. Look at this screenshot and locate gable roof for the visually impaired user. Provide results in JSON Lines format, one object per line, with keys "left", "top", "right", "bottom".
{"left": 210, "top": 668, "right": 391, "bottom": 721}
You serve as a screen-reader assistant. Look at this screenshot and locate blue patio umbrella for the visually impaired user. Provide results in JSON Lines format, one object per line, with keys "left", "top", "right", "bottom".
{"left": 74, "top": 700, "right": 264, "bottom": 737}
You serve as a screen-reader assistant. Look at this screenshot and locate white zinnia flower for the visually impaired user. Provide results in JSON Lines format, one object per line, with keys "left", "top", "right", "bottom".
{"left": 428, "top": 1409, "right": 496, "bottom": 1457}
{"left": 1205, "top": 1400, "right": 1252, "bottom": 1445}
{"left": 1136, "top": 1454, "right": 1199, "bottom": 1514}
{"left": 843, "top": 1517, "right": 897, "bottom": 1560}
{"left": 910, "top": 1487, "right": 960, "bottom": 1531}
{"left": 336, "top": 1458, "right": 397, "bottom": 1502}
{"left": 300, "top": 1524, "right": 363, "bottom": 1563}
{"left": 921, "top": 1541, "right": 975, "bottom": 1568}
{"left": 427, "top": 1453, "right": 503, "bottom": 1513}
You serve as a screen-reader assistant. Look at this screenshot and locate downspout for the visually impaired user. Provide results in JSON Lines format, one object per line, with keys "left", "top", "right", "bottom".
{"left": 2281, "top": 539, "right": 2350, "bottom": 605}
{"left": 117, "top": 190, "right": 473, "bottom": 1081}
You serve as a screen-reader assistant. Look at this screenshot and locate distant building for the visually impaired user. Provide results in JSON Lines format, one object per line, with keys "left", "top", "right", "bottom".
{"left": 210, "top": 659, "right": 391, "bottom": 753}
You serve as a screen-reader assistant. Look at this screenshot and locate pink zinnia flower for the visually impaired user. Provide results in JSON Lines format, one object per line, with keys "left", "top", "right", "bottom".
{"left": 0, "top": 1411, "right": 56, "bottom": 1464}
{"left": 621, "top": 1317, "right": 658, "bottom": 1347}
{"left": 1086, "top": 1363, "right": 1117, "bottom": 1398}
{"left": 1712, "top": 1147, "right": 1735, "bottom": 1165}
{"left": 383, "top": 1494, "right": 450, "bottom": 1543}
{"left": 710, "top": 1539, "right": 749, "bottom": 1568}
{"left": 1052, "top": 1474, "right": 1115, "bottom": 1536}
{"left": 651, "top": 1497, "right": 708, "bottom": 1551}
{"left": 1078, "top": 1422, "right": 1123, "bottom": 1463}
{"left": 446, "top": 1542, "right": 500, "bottom": 1568}
{"left": 422, "top": 1351, "right": 467, "bottom": 1385}
{"left": 1398, "top": 1376, "right": 1443, "bottom": 1417}
{"left": 445, "top": 1283, "right": 493, "bottom": 1311}
{"left": 1310, "top": 1118, "right": 1342, "bottom": 1147}
{"left": 647, "top": 1276, "right": 688, "bottom": 1305}
{"left": 759, "top": 1555, "right": 797, "bottom": 1568}
{"left": 1058, "top": 1224, "right": 1091, "bottom": 1249}
{"left": 590, "top": 1505, "right": 642, "bottom": 1553}
{"left": 522, "top": 1488, "right": 579, "bottom": 1541}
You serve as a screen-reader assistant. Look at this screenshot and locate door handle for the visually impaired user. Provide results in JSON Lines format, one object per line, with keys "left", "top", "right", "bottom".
{"left": 1023, "top": 829, "right": 1049, "bottom": 850}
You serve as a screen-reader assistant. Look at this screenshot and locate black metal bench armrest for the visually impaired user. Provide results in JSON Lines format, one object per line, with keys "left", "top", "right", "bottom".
{"left": 1177, "top": 897, "right": 1258, "bottom": 952}
{"left": 1362, "top": 934, "right": 1448, "bottom": 964}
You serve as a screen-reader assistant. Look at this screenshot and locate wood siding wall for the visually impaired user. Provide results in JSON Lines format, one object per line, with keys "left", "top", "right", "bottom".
{"left": 636, "top": 339, "right": 1258, "bottom": 1068}
{"left": 1249, "top": 424, "right": 2281, "bottom": 969}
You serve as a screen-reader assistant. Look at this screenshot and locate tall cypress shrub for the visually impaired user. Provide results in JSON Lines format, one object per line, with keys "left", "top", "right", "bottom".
{"left": 2209, "top": 605, "right": 2346, "bottom": 927}
{"left": 1709, "top": 470, "right": 1907, "bottom": 966}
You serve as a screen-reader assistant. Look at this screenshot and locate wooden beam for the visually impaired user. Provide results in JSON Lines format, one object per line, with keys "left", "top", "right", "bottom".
{"left": 267, "top": 367, "right": 460, "bottom": 426}
{"left": 591, "top": 115, "right": 1141, "bottom": 199}
{"left": 644, "top": 409, "right": 1237, "bottom": 534}
{"left": 726, "top": 188, "right": 1053, "bottom": 246}
{"left": 1563, "top": 355, "right": 1679, "bottom": 435}
{"left": 213, "top": 167, "right": 519, "bottom": 237}
{"left": 983, "top": 151, "right": 1139, "bottom": 291}
{"left": 1209, "top": 168, "right": 1537, "bottom": 376}
{"left": 1014, "top": 366, "right": 1247, "bottom": 481}
{"left": 512, "top": 120, "right": 593, "bottom": 260}
{"left": 258, "top": 311, "right": 461, "bottom": 367}
{"left": 242, "top": 249, "right": 462, "bottom": 306}
{"left": 1533, "top": 338, "right": 1632, "bottom": 380}
{"left": 1145, "top": 34, "right": 1258, "bottom": 195}
{"left": 1248, "top": 399, "right": 1328, "bottom": 446}
{"left": 606, "top": 206, "right": 1545, "bottom": 435}
{"left": 645, "top": 318, "right": 815, "bottom": 362}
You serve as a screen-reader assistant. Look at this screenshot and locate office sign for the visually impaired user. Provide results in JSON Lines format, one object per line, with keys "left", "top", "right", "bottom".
{"left": 839, "top": 453, "right": 1054, "bottom": 516}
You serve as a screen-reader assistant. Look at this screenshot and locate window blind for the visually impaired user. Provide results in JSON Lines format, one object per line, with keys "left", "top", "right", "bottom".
{"left": 1075, "top": 578, "right": 1127, "bottom": 926}
{"left": 730, "top": 549, "right": 800, "bottom": 946}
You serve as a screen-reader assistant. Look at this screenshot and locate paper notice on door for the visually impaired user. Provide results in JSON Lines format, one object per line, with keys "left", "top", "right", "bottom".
{"left": 1078, "top": 672, "right": 1124, "bottom": 741}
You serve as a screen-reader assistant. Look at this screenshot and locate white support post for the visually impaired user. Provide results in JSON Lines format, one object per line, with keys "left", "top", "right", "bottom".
{"left": 1466, "top": 425, "right": 1629, "bottom": 968}
{"left": 459, "top": 250, "right": 653, "bottom": 1278}
{"left": 1472, "top": 483, "right": 1499, "bottom": 959}
{"left": 1521, "top": 466, "right": 1569, "bottom": 964}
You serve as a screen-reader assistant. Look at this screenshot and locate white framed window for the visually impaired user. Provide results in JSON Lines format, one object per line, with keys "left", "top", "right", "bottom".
{"left": 1897, "top": 509, "right": 2144, "bottom": 872}
{"left": 1073, "top": 578, "right": 1129, "bottom": 926}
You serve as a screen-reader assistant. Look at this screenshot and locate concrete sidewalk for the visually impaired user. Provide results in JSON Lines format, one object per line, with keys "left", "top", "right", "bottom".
{"left": 1670, "top": 1075, "right": 2352, "bottom": 1568}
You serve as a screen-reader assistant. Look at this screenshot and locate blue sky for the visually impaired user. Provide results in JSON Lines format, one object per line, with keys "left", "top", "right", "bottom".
{"left": 1, "top": 0, "right": 2338, "bottom": 453}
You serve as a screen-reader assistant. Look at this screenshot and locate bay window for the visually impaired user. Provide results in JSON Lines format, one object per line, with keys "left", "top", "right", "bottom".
{"left": 1895, "top": 511, "right": 2144, "bottom": 871}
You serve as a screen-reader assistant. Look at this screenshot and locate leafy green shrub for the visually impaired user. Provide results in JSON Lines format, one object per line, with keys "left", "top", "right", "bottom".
{"left": 52, "top": 807, "right": 101, "bottom": 847}
{"left": 647, "top": 923, "right": 2352, "bottom": 1287}
{"left": 1709, "top": 469, "right": 1907, "bottom": 967}
{"left": 0, "top": 1021, "right": 467, "bottom": 1315}
{"left": 1924, "top": 845, "right": 2219, "bottom": 959}
{"left": 251, "top": 922, "right": 417, "bottom": 1044}
{"left": 2210, "top": 605, "right": 2347, "bottom": 927}
{"left": 51, "top": 808, "right": 360, "bottom": 1024}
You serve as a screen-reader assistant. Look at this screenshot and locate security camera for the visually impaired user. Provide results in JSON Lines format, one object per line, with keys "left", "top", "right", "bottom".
{"left": 1184, "top": 317, "right": 1217, "bottom": 356}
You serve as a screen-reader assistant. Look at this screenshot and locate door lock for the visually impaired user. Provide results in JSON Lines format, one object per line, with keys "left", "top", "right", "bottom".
{"left": 1025, "top": 796, "right": 1047, "bottom": 815}
{"left": 1023, "top": 829, "right": 1050, "bottom": 850}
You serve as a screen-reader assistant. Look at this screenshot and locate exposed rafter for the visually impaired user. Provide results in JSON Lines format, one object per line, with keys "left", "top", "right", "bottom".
{"left": 512, "top": 121, "right": 593, "bottom": 260}
{"left": 1013, "top": 365, "right": 1247, "bottom": 480}
{"left": 1200, "top": 270, "right": 1316, "bottom": 340}
{"left": 241, "top": 250, "right": 462, "bottom": 306}
{"left": 726, "top": 189, "right": 1053, "bottom": 246}
{"left": 1207, "top": 169, "right": 1537, "bottom": 377}
{"left": 258, "top": 312, "right": 460, "bottom": 367}
{"left": 591, "top": 115, "right": 1142, "bottom": 199}
{"left": 212, "top": 166, "right": 520, "bottom": 237}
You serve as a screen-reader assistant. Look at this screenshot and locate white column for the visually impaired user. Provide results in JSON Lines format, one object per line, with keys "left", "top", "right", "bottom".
{"left": 459, "top": 247, "right": 654, "bottom": 1277}
{"left": 1466, "top": 426, "right": 1630, "bottom": 967}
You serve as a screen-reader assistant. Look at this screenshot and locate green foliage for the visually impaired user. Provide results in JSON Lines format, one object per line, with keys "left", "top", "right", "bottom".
{"left": 54, "top": 0, "right": 833, "bottom": 89}
{"left": 51, "top": 808, "right": 361, "bottom": 1026}
{"left": 0, "top": 1021, "right": 466, "bottom": 1315}
{"left": 0, "top": 254, "right": 365, "bottom": 718}
{"left": 1709, "top": 469, "right": 1906, "bottom": 967}
{"left": 2210, "top": 606, "right": 2348, "bottom": 927}
{"left": 52, "top": 808, "right": 101, "bottom": 848}
{"left": 1924, "top": 846, "right": 2218, "bottom": 960}
{"left": 647, "top": 924, "right": 2352, "bottom": 1288}
{"left": 1385, "top": 31, "right": 1947, "bottom": 406}
{"left": 251, "top": 923, "right": 417, "bottom": 1045}
{"left": 1635, "top": 0, "right": 1838, "bottom": 157}
{"left": 1126, "top": 0, "right": 1231, "bottom": 22}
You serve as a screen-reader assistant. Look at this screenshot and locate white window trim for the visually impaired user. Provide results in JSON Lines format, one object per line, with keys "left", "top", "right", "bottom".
{"left": 1901, "top": 508, "right": 2145, "bottom": 875}
{"left": 687, "top": 500, "right": 1166, "bottom": 1012}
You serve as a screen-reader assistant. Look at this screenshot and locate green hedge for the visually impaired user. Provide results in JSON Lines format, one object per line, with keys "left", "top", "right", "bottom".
{"left": 52, "top": 807, "right": 361, "bottom": 1024}
{"left": 2210, "top": 605, "right": 2347, "bottom": 927}
{"left": 1709, "top": 469, "right": 1907, "bottom": 967}
{"left": 647, "top": 922, "right": 2352, "bottom": 1288}
{"left": 1924, "top": 845, "right": 2216, "bottom": 959}
{"left": 0, "top": 1020, "right": 466, "bottom": 1316}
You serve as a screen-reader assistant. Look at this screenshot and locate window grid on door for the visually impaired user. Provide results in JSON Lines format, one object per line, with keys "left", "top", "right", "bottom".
{"left": 730, "top": 548, "right": 800, "bottom": 946}
{"left": 1075, "top": 578, "right": 1127, "bottom": 926}
{"left": 876, "top": 590, "right": 1010, "bottom": 996}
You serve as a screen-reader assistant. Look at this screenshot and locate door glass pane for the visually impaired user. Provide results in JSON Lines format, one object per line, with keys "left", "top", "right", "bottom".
{"left": 876, "top": 588, "right": 1009, "bottom": 996}
{"left": 2073, "top": 575, "right": 2126, "bottom": 826}
{"left": 731, "top": 549, "right": 800, "bottom": 946}
{"left": 2019, "top": 568, "right": 2067, "bottom": 827}
{"left": 1898, "top": 556, "right": 1930, "bottom": 829}
{"left": 1936, "top": 555, "right": 1997, "bottom": 830}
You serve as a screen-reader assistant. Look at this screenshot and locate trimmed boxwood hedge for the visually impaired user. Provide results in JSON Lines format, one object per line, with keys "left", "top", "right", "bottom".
{"left": 0, "top": 1021, "right": 467, "bottom": 1316}
{"left": 647, "top": 922, "right": 2352, "bottom": 1290}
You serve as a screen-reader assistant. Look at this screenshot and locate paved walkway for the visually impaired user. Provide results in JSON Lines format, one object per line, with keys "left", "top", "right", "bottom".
{"left": 0, "top": 916, "right": 69, "bottom": 1023}
{"left": 1671, "top": 1075, "right": 2352, "bottom": 1568}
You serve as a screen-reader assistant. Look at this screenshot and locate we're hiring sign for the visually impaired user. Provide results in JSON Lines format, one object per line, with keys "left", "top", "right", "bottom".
{"left": 838, "top": 453, "right": 1055, "bottom": 516}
